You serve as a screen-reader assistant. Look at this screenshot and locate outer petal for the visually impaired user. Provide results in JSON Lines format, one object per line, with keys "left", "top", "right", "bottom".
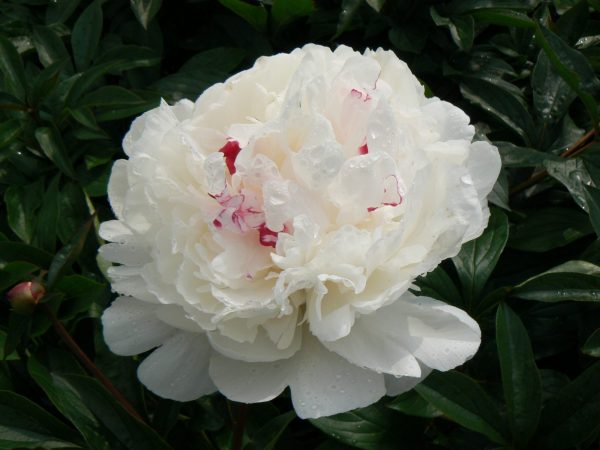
{"left": 323, "top": 292, "right": 479, "bottom": 376}
{"left": 467, "top": 141, "right": 502, "bottom": 201}
{"left": 289, "top": 333, "right": 385, "bottom": 419}
{"left": 384, "top": 366, "right": 432, "bottom": 396}
{"left": 208, "top": 353, "right": 293, "bottom": 403}
{"left": 396, "top": 293, "right": 481, "bottom": 371}
{"left": 137, "top": 332, "right": 216, "bottom": 402}
{"left": 102, "top": 297, "right": 174, "bottom": 356}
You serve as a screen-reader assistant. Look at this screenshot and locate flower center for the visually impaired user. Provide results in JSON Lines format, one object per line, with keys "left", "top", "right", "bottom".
{"left": 212, "top": 140, "right": 281, "bottom": 248}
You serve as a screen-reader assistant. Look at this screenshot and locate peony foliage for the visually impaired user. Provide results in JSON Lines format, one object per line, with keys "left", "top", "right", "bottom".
{"left": 0, "top": 1, "right": 600, "bottom": 450}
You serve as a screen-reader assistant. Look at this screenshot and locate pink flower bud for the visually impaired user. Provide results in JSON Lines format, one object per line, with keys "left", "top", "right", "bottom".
{"left": 6, "top": 281, "right": 45, "bottom": 315}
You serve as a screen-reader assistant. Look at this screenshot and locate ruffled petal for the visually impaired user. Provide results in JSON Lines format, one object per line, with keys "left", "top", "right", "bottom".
{"left": 102, "top": 297, "right": 174, "bottom": 356}
{"left": 137, "top": 332, "right": 216, "bottom": 401}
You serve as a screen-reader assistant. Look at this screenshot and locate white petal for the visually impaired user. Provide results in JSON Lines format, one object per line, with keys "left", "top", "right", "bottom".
{"left": 322, "top": 306, "right": 422, "bottom": 377}
{"left": 106, "top": 160, "right": 128, "bottom": 220}
{"left": 467, "top": 141, "right": 502, "bottom": 201}
{"left": 208, "top": 353, "right": 293, "bottom": 403}
{"left": 102, "top": 297, "right": 174, "bottom": 356}
{"left": 392, "top": 293, "right": 481, "bottom": 371}
{"left": 137, "top": 332, "right": 216, "bottom": 401}
{"left": 208, "top": 325, "right": 301, "bottom": 363}
{"left": 384, "top": 366, "right": 432, "bottom": 396}
{"left": 288, "top": 333, "right": 385, "bottom": 419}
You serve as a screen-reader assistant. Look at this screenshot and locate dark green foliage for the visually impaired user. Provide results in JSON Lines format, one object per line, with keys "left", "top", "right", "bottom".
{"left": 1, "top": 1, "right": 600, "bottom": 449}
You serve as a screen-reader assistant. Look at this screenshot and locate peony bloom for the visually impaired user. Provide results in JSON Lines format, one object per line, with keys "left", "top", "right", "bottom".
{"left": 100, "top": 44, "right": 500, "bottom": 419}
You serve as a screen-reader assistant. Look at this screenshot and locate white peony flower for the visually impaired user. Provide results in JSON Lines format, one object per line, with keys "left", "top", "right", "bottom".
{"left": 100, "top": 44, "right": 500, "bottom": 419}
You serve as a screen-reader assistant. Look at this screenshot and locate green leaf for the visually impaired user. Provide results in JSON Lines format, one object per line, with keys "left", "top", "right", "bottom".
{"left": 387, "top": 390, "right": 442, "bottom": 418}
{"left": 431, "top": 8, "right": 474, "bottom": 51}
{"left": 4, "top": 180, "right": 45, "bottom": 243}
{"left": 496, "top": 303, "right": 541, "bottom": 448}
{"left": 513, "top": 272, "right": 600, "bottom": 302}
{"left": 0, "top": 261, "right": 38, "bottom": 292}
{"left": 444, "top": 0, "right": 540, "bottom": 14}
{"left": 35, "top": 176, "right": 60, "bottom": 252}
{"left": 532, "top": 51, "right": 576, "bottom": 126}
{"left": 452, "top": 209, "right": 509, "bottom": 306}
{"left": 584, "top": 185, "right": 600, "bottom": 237}
{"left": 460, "top": 77, "right": 535, "bottom": 145}
{"left": 534, "top": 24, "right": 600, "bottom": 132}
{"left": 95, "top": 45, "right": 161, "bottom": 71}
{"left": 509, "top": 207, "right": 593, "bottom": 252}
{"left": 415, "top": 371, "right": 507, "bottom": 444}
{"left": 0, "top": 119, "right": 22, "bottom": 150}
{"left": 130, "top": 0, "right": 162, "bottom": 29}
{"left": 496, "top": 141, "right": 559, "bottom": 167}
{"left": 311, "top": 404, "right": 417, "bottom": 450}
{"left": 47, "top": 215, "right": 94, "bottom": 289}
{"left": 0, "top": 242, "right": 53, "bottom": 268}
{"left": 0, "top": 36, "right": 27, "bottom": 100}
{"left": 335, "top": 0, "right": 364, "bottom": 38}
{"left": 0, "top": 391, "right": 81, "bottom": 450}
{"left": 31, "top": 25, "right": 71, "bottom": 69}
{"left": 28, "top": 354, "right": 171, "bottom": 450}
{"left": 179, "top": 47, "right": 246, "bottom": 74}
{"left": 46, "top": 0, "right": 82, "bottom": 24}
{"left": 582, "top": 328, "right": 600, "bottom": 357}
{"left": 245, "top": 411, "right": 295, "bottom": 450}
{"left": 414, "top": 265, "right": 463, "bottom": 308}
{"left": 218, "top": 0, "right": 267, "bottom": 32}
{"left": 71, "top": 0, "right": 103, "bottom": 71}
{"left": 534, "top": 361, "right": 600, "bottom": 450}
{"left": 469, "top": 9, "right": 535, "bottom": 28}
{"left": 554, "top": 0, "right": 589, "bottom": 45}
{"left": 35, "top": 126, "right": 77, "bottom": 179}
{"left": 81, "top": 85, "right": 144, "bottom": 107}
{"left": 271, "top": 0, "right": 313, "bottom": 30}
{"left": 54, "top": 275, "right": 108, "bottom": 321}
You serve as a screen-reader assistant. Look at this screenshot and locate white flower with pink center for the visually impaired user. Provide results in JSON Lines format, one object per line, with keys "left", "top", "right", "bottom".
{"left": 100, "top": 44, "right": 500, "bottom": 418}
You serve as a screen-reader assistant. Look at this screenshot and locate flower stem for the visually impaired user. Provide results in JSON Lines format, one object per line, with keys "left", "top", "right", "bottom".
{"left": 230, "top": 403, "right": 248, "bottom": 450}
{"left": 41, "top": 304, "right": 146, "bottom": 424}
{"left": 510, "top": 126, "right": 598, "bottom": 196}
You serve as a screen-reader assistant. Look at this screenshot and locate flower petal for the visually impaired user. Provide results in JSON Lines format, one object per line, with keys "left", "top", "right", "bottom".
{"left": 137, "top": 332, "right": 215, "bottom": 402}
{"left": 396, "top": 293, "right": 481, "bottom": 371}
{"left": 208, "top": 353, "right": 293, "bottom": 403}
{"left": 384, "top": 366, "right": 432, "bottom": 396}
{"left": 288, "top": 333, "right": 385, "bottom": 419}
{"left": 102, "top": 296, "right": 174, "bottom": 356}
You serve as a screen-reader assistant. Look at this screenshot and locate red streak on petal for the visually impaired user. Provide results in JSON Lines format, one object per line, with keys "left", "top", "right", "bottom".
{"left": 213, "top": 219, "right": 222, "bottom": 228}
{"left": 359, "top": 142, "right": 369, "bottom": 155}
{"left": 219, "top": 140, "right": 241, "bottom": 175}
{"left": 350, "top": 88, "right": 362, "bottom": 99}
{"left": 367, "top": 207, "right": 378, "bottom": 212}
{"left": 258, "top": 224, "right": 278, "bottom": 248}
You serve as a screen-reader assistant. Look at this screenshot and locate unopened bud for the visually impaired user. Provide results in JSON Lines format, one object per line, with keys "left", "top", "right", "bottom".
{"left": 6, "top": 281, "right": 45, "bottom": 315}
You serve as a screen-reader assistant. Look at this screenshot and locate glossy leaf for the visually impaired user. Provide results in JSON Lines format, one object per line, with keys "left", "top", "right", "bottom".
{"left": 4, "top": 181, "right": 44, "bottom": 244}
{"left": 245, "top": 411, "right": 295, "bottom": 450}
{"left": 35, "top": 127, "right": 77, "bottom": 179}
{"left": 584, "top": 185, "right": 600, "bottom": 237}
{"left": 0, "top": 36, "right": 27, "bottom": 100}
{"left": 130, "top": 0, "right": 162, "bottom": 30}
{"left": 452, "top": 209, "right": 509, "bottom": 305}
{"left": 0, "top": 119, "right": 22, "bottom": 150}
{"left": 387, "top": 390, "right": 442, "bottom": 418}
{"left": 582, "top": 328, "right": 600, "bottom": 357}
{"left": 272, "top": 0, "right": 314, "bottom": 30}
{"left": 0, "top": 391, "right": 80, "bottom": 450}
{"left": 509, "top": 207, "right": 593, "bottom": 252}
{"left": 534, "top": 361, "right": 600, "bottom": 450}
{"left": 513, "top": 272, "right": 600, "bottom": 302}
{"left": 415, "top": 371, "right": 507, "bottom": 444}
{"left": 31, "top": 25, "right": 71, "bottom": 69}
{"left": 71, "top": 0, "right": 103, "bottom": 71}
{"left": 218, "top": 0, "right": 267, "bottom": 31}
{"left": 311, "top": 404, "right": 420, "bottom": 450}
{"left": 496, "top": 303, "right": 541, "bottom": 448}
{"left": 47, "top": 215, "right": 94, "bottom": 289}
